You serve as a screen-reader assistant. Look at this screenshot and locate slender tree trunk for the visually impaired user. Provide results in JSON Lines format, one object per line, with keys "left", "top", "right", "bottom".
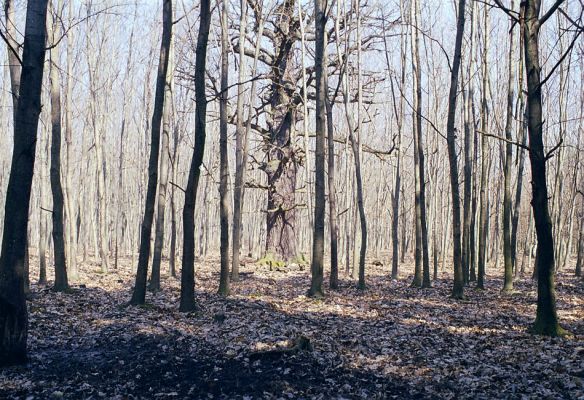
{"left": 445, "top": 0, "right": 466, "bottom": 299}
{"left": 48, "top": 0, "right": 69, "bottom": 292}
{"left": 411, "top": 0, "right": 431, "bottom": 288}
{"left": 150, "top": 29, "right": 174, "bottom": 293}
{"left": 511, "top": 26, "right": 527, "bottom": 270}
{"left": 231, "top": 0, "right": 248, "bottom": 282}
{"left": 477, "top": 4, "right": 489, "bottom": 290}
{"left": 462, "top": 0, "right": 475, "bottom": 284}
{"left": 114, "top": 5, "right": 136, "bottom": 271}
{"left": 130, "top": 0, "right": 172, "bottom": 305}
{"left": 0, "top": 0, "right": 49, "bottom": 366}
{"left": 169, "top": 146, "right": 178, "bottom": 279}
{"left": 575, "top": 202, "right": 583, "bottom": 277}
{"left": 63, "top": 0, "right": 77, "bottom": 280}
{"left": 180, "top": 0, "right": 211, "bottom": 312}
{"left": 326, "top": 83, "right": 339, "bottom": 289}
{"left": 410, "top": 0, "right": 422, "bottom": 288}
{"left": 218, "top": 0, "right": 230, "bottom": 296}
{"left": 309, "top": 0, "right": 327, "bottom": 298}
{"left": 502, "top": 0, "right": 516, "bottom": 293}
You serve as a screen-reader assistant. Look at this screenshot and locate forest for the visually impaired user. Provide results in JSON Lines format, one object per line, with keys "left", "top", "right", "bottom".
{"left": 0, "top": 0, "right": 583, "bottom": 398}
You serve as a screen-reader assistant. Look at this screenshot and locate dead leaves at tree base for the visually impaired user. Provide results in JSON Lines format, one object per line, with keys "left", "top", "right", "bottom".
{"left": 0, "top": 256, "right": 583, "bottom": 399}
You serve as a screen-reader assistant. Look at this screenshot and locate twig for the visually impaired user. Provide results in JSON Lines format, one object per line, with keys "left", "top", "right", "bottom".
{"left": 545, "top": 139, "right": 563, "bottom": 161}
{"left": 169, "top": 181, "right": 186, "bottom": 193}
{"left": 478, "top": 130, "right": 530, "bottom": 151}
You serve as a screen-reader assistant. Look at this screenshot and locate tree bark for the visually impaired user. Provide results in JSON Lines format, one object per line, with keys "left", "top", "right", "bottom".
{"left": 218, "top": 0, "right": 231, "bottom": 296}
{"left": 150, "top": 26, "right": 174, "bottom": 293}
{"left": 180, "top": 0, "right": 211, "bottom": 312}
{"left": 477, "top": 4, "right": 489, "bottom": 290}
{"left": 502, "top": 0, "right": 516, "bottom": 293}
{"left": 63, "top": 0, "right": 78, "bottom": 280}
{"left": 130, "top": 0, "right": 172, "bottom": 305}
{"left": 445, "top": 0, "right": 466, "bottom": 299}
{"left": 48, "top": 0, "right": 69, "bottom": 292}
{"left": 522, "top": 0, "right": 565, "bottom": 336}
{"left": 462, "top": 0, "right": 475, "bottom": 284}
{"left": 0, "top": 0, "right": 49, "bottom": 366}
{"left": 411, "top": 0, "right": 431, "bottom": 288}
{"left": 308, "top": 0, "right": 327, "bottom": 298}
{"left": 231, "top": 0, "right": 248, "bottom": 282}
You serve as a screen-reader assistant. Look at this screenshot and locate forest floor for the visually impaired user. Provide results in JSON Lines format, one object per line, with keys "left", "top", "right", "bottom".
{"left": 1, "top": 256, "right": 583, "bottom": 399}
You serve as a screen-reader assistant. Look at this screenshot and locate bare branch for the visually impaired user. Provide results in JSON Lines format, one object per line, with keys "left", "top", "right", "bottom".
{"left": 478, "top": 130, "right": 530, "bottom": 151}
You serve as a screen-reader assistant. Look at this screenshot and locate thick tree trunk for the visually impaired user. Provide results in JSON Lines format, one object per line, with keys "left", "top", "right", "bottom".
{"left": 522, "top": 0, "right": 564, "bottom": 336}
{"left": 180, "top": 0, "right": 211, "bottom": 312}
{"left": 264, "top": 0, "right": 298, "bottom": 262}
{"left": 0, "top": 0, "right": 49, "bottom": 366}
{"left": 218, "top": 0, "right": 230, "bottom": 296}
{"left": 309, "top": 0, "right": 326, "bottom": 298}
{"left": 130, "top": 0, "right": 172, "bottom": 305}
{"left": 445, "top": 0, "right": 466, "bottom": 299}
{"left": 48, "top": 0, "right": 69, "bottom": 292}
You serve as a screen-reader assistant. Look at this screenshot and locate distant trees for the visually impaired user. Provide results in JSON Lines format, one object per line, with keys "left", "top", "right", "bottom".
{"left": 0, "top": 0, "right": 581, "bottom": 356}
{"left": 0, "top": 0, "right": 49, "bottom": 366}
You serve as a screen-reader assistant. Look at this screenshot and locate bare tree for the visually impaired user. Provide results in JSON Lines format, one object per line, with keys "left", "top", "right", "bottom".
{"left": 0, "top": 0, "right": 49, "bottom": 366}
{"left": 308, "top": 0, "right": 327, "bottom": 298}
{"left": 520, "top": 0, "right": 567, "bottom": 336}
{"left": 445, "top": 0, "right": 466, "bottom": 299}
{"left": 502, "top": 0, "right": 516, "bottom": 293}
{"left": 150, "top": 20, "right": 174, "bottom": 293}
{"left": 476, "top": 4, "right": 489, "bottom": 290}
{"left": 218, "top": 0, "right": 231, "bottom": 296}
{"left": 130, "top": 0, "right": 173, "bottom": 305}
{"left": 231, "top": 0, "right": 248, "bottom": 282}
{"left": 48, "top": 0, "right": 69, "bottom": 292}
{"left": 180, "top": 0, "right": 212, "bottom": 312}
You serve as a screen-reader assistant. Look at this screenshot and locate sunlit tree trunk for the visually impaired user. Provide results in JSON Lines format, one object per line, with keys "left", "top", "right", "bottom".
{"left": 48, "top": 0, "right": 69, "bottom": 292}
{"left": 231, "top": 0, "right": 248, "bottom": 282}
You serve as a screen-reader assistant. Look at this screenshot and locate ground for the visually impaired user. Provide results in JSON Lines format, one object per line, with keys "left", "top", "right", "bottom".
{"left": 1, "top": 256, "right": 583, "bottom": 399}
